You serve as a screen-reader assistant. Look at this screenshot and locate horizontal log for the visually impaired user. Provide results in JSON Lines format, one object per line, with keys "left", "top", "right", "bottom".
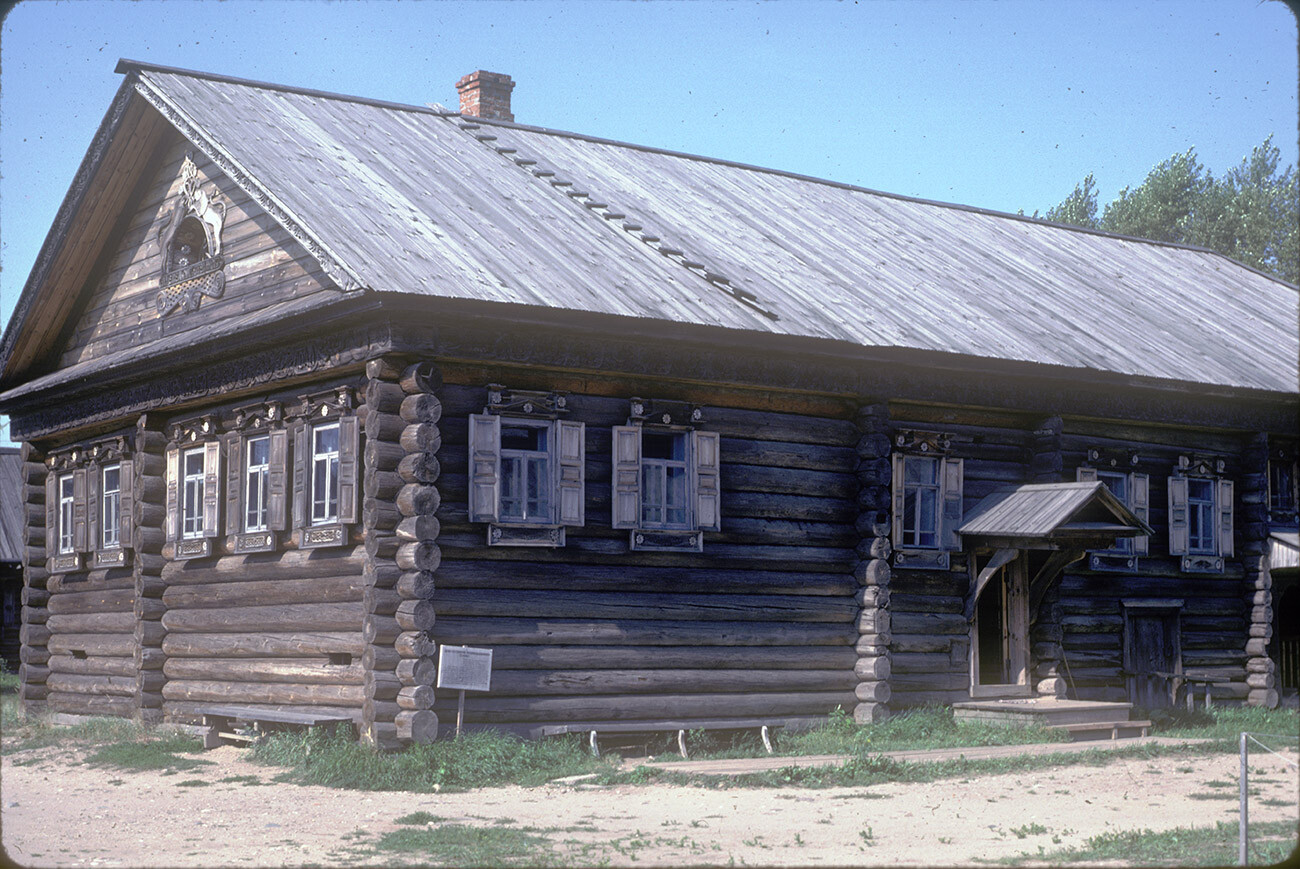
{"left": 396, "top": 709, "right": 438, "bottom": 743}
{"left": 396, "top": 571, "right": 437, "bottom": 600}
{"left": 19, "top": 622, "right": 51, "bottom": 647}
{"left": 365, "top": 587, "right": 403, "bottom": 617}
{"left": 137, "top": 576, "right": 166, "bottom": 598}
{"left": 366, "top": 379, "right": 406, "bottom": 414}
{"left": 363, "top": 644, "right": 401, "bottom": 672}
{"left": 20, "top": 682, "right": 49, "bottom": 701}
{"left": 367, "top": 670, "right": 402, "bottom": 702}
{"left": 48, "top": 654, "right": 137, "bottom": 677}
{"left": 162, "top": 602, "right": 364, "bottom": 633}
{"left": 138, "top": 670, "right": 166, "bottom": 694}
{"left": 433, "top": 690, "right": 858, "bottom": 724}
{"left": 19, "top": 645, "right": 51, "bottom": 665}
{"left": 135, "top": 620, "right": 166, "bottom": 647}
{"left": 136, "top": 646, "right": 166, "bottom": 670}
{"left": 400, "top": 423, "right": 442, "bottom": 454}
{"left": 430, "top": 589, "right": 857, "bottom": 623}
{"left": 364, "top": 470, "right": 405, "bottom": 501}
{"left": 397, "top": 451, "right": 441, "bottom": 485}
{"left": 365, "top": 439, "right": 407, "bottom": 472}
{"left": 488, "top": 668, "right": 856, "bottom": 697}
{"left": 47, "top": 633, "right": 135, "bottom": 657}
{"left": 161, "top": 546, "right": 367, "bottom": 585}
{"left": 395, "top": 631, "right": 434, "bottom": 658}
{"left": 397, "top": 485, "right": 442, "bottom": 518}
{"left": 853, "top": 656, "right": 892, "bottom": 680}
{"left": 367, "top": 355, "right": 409, "bottom": 382}
{"left": 364, "top": 698, "right": 400, "bottom": 724}
{"left": 365, "top": 562, "right": 403, "bottom": 589}
{"left": 21, "top": 586, "right": 50, "bottom": 608}
{"left": 889, "top": 688, "right": 971, "bottom": 708}
{"left": 396, "top": 685, "right": 433, "bottom": 710}
{"left": 396, "top": 541, "right": 442, "bottom": 573}
{"left": 395, "top": 598, "right": 436, "bottom": 632}
{"left": 135, "top": 597, "right": 167, "bottom": 621}
{"left": 432, "top": 617, "right": 856, "bottom": 647}
{"left": 365, "top": 411, "right": 407, "bottom": 443}
{"left": 364, "top": 534, "right": 400, "bottom": 560}
{"left": 486, "top": 644, "right": 858, "bottom": 672}
{"left": 47, "top": 692, "right": 135, "bottom": 718}
{"left": 892, "top": 652, "right": 964, "bottom": 674}
{"left": 162, "top": 679, "right": 365, "bottom": 706}
{"left": 163, "top": 699, "right": 362, "bottom": 725}
{"left": 46, "top": 612, "right": 136, "bottom": 634}
{"left": 18, "top": 664, "right": 49, "bottom": 684}
{"left": 854, "top": 680, "right": 892, "bottom": 703}
{"left": 162, "top": 631, "right": 366, "bottom": 659}
{"left": 400, "top": 361, "right": 442, "bottom": 396}
{"left": 363, "top": 615, "right": 401, "bottom": 646}
{"left": 46, "top": 672, "right": 137, "bottom": 697}
{"left": 21, "top": 606, "right": 48, "bottom": 625}
{"left": 163, "top": 576, "right": 365, "bottom": 610}
{"left": 164, "top": 657, "right": 364, "bottom": 685}
{"left": 400, "top": 393, "right": 443, "bottom": 425}
{"left": 890, "top": 612, "right": 969, "bottom": 636}
{"left": 364, "top": 499, "right": 403, "bottom": 532}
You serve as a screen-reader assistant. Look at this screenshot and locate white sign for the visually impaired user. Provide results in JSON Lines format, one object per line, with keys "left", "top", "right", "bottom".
{"left": 437, "top": 645, "right": 493, "bottom": 692}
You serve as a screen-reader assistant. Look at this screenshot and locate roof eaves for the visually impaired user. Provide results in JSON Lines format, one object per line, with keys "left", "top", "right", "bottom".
{"left": 130, "top": 69, "right": 370, "bottom": 295}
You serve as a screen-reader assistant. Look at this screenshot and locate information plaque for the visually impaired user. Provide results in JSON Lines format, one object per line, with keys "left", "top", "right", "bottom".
{"left": 437, "top": 645, "right": 493, "bottom": 692}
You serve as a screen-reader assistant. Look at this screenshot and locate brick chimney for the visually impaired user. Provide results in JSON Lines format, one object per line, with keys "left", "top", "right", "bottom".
{"left": 455, "top": 70, "right": 516, "bottom": 122}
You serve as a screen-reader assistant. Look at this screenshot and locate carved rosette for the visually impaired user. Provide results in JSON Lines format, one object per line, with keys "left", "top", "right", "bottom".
{"left": 851, "top": 403, "right": 892, "bottom": 724}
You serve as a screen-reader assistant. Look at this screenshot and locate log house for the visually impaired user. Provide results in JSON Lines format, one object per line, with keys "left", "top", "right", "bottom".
{"left": 1, "top": 61, "right": 1296, "bottom": 746}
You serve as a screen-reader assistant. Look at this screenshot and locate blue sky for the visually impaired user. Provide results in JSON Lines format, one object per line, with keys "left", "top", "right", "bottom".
{"left": 0, "top": 0, "right": 1296, "bottom": 445}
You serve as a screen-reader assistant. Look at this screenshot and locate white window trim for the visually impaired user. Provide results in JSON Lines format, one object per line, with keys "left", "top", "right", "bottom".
{"left": 245, "top": 434, "right": 271, "bottom": 533}
{"left": 100, "top": 463, "right": 122, "bottom": 550}
{"left": 891, "top": 450, "right": 963, "bottom": 570}
{"left": 181, "top": 447, "right": 206, "bottom": 540}
{"left": 58, "top": 474, "right": 76, "bottom": 555}
{"left": 611, "top": 423, "right": 720, "bottom": 552}
{"left": 311, "top": 421, "right": 341, "bottom": 527}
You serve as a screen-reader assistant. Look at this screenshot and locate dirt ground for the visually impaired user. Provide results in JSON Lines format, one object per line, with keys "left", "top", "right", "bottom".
{"left": 2, "top": 741, "right": 1297, "bottom": 867}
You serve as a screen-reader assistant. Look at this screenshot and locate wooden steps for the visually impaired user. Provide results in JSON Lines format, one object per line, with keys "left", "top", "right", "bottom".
{"left": 953, "top": 697, "right": 1151, "bottom": 741}
{"left": 1049, "top": 719, "right": 1152, "bottom": 741}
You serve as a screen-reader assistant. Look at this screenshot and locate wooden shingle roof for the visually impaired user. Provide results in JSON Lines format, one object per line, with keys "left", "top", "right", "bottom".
{"left": 0, "top": 449, "right": 24, "bottom": 564}
{"left": 3, "top": 61, "right": 1297, "bottom": 397}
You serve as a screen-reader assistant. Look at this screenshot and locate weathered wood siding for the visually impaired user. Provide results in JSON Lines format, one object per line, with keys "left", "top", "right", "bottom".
{"left": 427, "top": 367, "right": 862, "bottom": 734}
{"left": 58, "top": 136, "right": 337, "bottom": 370}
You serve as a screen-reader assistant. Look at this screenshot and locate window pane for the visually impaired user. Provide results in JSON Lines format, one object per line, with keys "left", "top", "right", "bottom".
{"left": 501, "top": 425, "right": 543, "bottom": 452}
{"left": 102, "top": 465, "right": 120, "bottom": 548}
{"left": 183, "top": 450, "right": 205, "bottom": 538}
{"left": 643, "top": 432, "right": 685, "bottom": 461}
{"left": 312, "top": 424, "right": 340, "bottom": 525}
{"left": 1097, "top": 471, "right": 1127, "bottom": 502}
{"left": 904, "top": 456, "right": 938, "bottom": 485}
{"left": 1188, "top": 479, "right": 1215, "bottom": 553}
{"left": 526, "top": 456, "right": 549, "bottom": 519}
{"left": 901, "top": 457, "right": 940, "bottom": 549}
{"left": 500, "top": 455, "right": 523, "bottom": 519}
{"left": 314, "top": 424, "right": 339, "bottom": 456}
{"left": 665, "top": 465, "right": 687, "bottom": 526}
{"left": 641, "top": 464, "right": 664, "bottom": 525}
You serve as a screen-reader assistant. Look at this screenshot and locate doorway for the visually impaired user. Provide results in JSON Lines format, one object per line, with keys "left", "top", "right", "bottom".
{"left": 1123, "top": 601, "right": 1182, "bottom": 708}
{"left": 970, "top": 556, "right": 1030, "bottom": 697}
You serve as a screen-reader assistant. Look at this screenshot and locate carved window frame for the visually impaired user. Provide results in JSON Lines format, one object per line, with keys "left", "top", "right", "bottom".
{"left": 1268, "top": 445, "right": 1298, "bottom": 526}
{"left": 468, "top": 385, "right": 585, "bottom": 548}
{"left": 1167, "top": 454, "right": 1233, "bottom": 574}
{"left": 156, "top": 153, "right": 227, "bottom": 318}
{"left": 289, "top": 387, "right": 359, "bottom": 551}
{"left": 224, "top": 401, "right": 290, "bottom": 554}
{"left": 46, "top": 436, "right": 135, "bottom": 574}
{"left": 891, "top": 430, "right": 963, "bottom": 570}
{"left": 1077, "top": 448, "right": 1150, "bottom": 570}
{"left": 166, "top": 415, "right": 222, "bottom": 561}
{"left": 611, "top": 398, "right": 720, "bottom": 553}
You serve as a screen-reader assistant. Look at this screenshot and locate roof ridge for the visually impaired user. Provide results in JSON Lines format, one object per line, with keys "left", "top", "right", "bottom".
{"left": 444, "top": 115, "right": 779, "bottom": 321}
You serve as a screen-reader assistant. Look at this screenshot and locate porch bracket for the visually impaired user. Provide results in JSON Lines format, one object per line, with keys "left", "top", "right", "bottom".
{"left": 965, "top": 547, "right": 1020, "bottom": 623}
{"left": 1027, "top": 549, "right": 1087, "bottom": 627}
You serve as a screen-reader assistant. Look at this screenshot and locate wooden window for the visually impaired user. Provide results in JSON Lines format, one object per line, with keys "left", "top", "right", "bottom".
{"left": 610, "top": 425, "right": 720, "bottom": 552}
{"left": 100, "top": 464, "right": 121, "bottom": 549}
{"left": 245, "top": 436, "right": 271, "bottom": 532}
{"left": 225, "top": 427, "right": 288, "bottom": 553}
{"left": 181, "top": 447, "right": 207, "bottom": 539}
{"left": 1077, "top": 466, "right": 1150, "bottom": 560}
{"left": 891, "top": 451, "right": 963, "bottom": 568}
{"left": 292, "top": 415, "right": 358, "bottom": 550}
{"left": 468, "top": 414, "right": 585, "bottom": 546}
{"left": 58, "top": 474, "right": 76, "bottom": 555}
{"left": 167, "top": 438, "right": 221, "bottom": 559}
{"left": 1269, "top": 458, "right": 1298, "bottom": 523}
{"left": 1168, "top": 473, "right": 1233, "bottom": 572}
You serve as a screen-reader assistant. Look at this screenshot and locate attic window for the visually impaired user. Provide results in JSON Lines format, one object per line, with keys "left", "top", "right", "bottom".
{"left": 156, "top": 153, "right": 227, "bottom": 317}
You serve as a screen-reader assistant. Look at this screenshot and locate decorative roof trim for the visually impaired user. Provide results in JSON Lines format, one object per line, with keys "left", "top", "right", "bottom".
{"left": 132, "top": 73, "right": 367, "bottom": 294}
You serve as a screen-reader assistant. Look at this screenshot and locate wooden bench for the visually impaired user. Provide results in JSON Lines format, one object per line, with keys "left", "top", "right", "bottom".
{"left": 195, "top": 705, "right": 355, "bottom": 749}
{"left": 1050, "top": 719, "right": 1153, "bottom": 741}
{"left": 530, "top": 718, "right": 803, "bottom": 758}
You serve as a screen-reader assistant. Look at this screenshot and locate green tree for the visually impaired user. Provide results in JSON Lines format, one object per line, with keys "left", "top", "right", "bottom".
{"left": 1044, "top": 138, "right": 1298, "bottom": 284}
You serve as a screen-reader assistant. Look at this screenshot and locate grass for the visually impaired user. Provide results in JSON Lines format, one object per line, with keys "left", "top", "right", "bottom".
{"left": 349, "top": 824, "right": 559, "bottom": 866}
{"left": 83, "top": 733, "right": 210, "bottom": 772}
{"left": 998, "top": 820, "right": 1299, "bottom": 866}
{"left": 1149, "top": 705, "right": 1299, "bottom": 742}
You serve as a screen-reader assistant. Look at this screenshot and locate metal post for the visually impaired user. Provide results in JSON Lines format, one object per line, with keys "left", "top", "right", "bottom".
{"left": 1239, "top": 731, "right": 1248, "bottom": 866}
{"left": 456, "top": 689, "right": 466, "bottom": 739}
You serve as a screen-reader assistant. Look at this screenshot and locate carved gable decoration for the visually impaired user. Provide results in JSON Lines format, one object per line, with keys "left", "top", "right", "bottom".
{"left": 157, "top": 153, "right": 228, "bottom": 317}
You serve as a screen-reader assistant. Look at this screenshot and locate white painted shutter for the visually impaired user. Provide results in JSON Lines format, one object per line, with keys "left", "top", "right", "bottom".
{"left": 292, "top": 424, "right": 309, "bottom": 531}
{"left": 45, "top": 471, "right": 57, "bottom": 556}
{"left": 267, "top": 429, "right": 289, "bottom": 532}
{"left": 1130, "top": 473, "right": 1150, "bottom": 556}
{"left": 202, "top": 439, "right": 222, "bottom": 539}
{"left": 1167, "top": 476, "right": 1189, "bottom": 556}
{"left": 468, "top": 414, "right": 501, "bottom": 524}
{"left": 555, "top": 420, "right": 585, "bottom": 527}
{"left": 692, "top": 430, "right": 721, "bottom": 532}
{"left": 86, "top": 463, "right": 101, "bottom": 552}
{"left": 611, "top": 425, "right": 642, "bottom": 530}
{"left": 225, "top": 434, "right": 243, "bottom": 536}
{"left": 337, "top": 416, "right": 360, "bottom": 525}
{"left": 890, "top": 453, "right": 906, "bottom": 548}
{"left": 940, "top": 457, "right": 964, "bottom": 551}
{"left": 1217, "top": 478, "right": 1234, "bottom": 558}
{"left": 165, "top": 445, "right": 180, "bottom": 542}
{"left": 72, "top": 468, "right": 89, "bottom": 553}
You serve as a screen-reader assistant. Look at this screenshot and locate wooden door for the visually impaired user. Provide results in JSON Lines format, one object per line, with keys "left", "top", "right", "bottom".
{"left": 1124, "top": 607, "right": 1181, "bottom": 708}
{"left": 970, "top": 557, "right": 1030, "bottom": 697}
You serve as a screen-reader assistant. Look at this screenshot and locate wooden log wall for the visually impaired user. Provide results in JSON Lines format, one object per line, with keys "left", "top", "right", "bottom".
{"left": 58, "top": 138, "right": 336, "bottom": 371}
{"left": 1056, "top": 423, "right": 1249, "bottom": 703}
{"left": 427, "top": 369, "right": 860, "bottom": 735}
{"left": 884, "top": 407, "right": 1035, "bottom": 708}
{"left": 360, "top": 356, "right": 440, "bottom": 748}
{"left": 133, "top": 421, "right": 167, "bottom": 721}
{"left": 18, "top": 444, "right": 51, "bottom": 713}
{"left": 1241, "top": 433, "right": 1278, "bottom": 708}
{"left": 851, "top": 403, "right": 892, "bottom": 722}
{"left": 1029, "top": 416, "right": 1066, "bottom": 697}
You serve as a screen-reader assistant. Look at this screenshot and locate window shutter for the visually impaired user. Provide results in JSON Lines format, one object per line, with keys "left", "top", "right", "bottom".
{"left": 292, "top": 424, "right": 309, "bottom": 531}
{"left": 225, "top": 434, "right": 243, "bottom": 536}
{"left": 940, "top": 456, "right": 964, "bottom": 551}
{"left": 165, "top": 445, "right": 180, "bottom": 542}
{"left": 555, "top": 420, "right": 585, "bottom": 527}
{"left": 1217, "top": 478, "right": 1234, "bottom": 558}
{"left": 267, "top": 429, "right": 289, "bottom": 531}
{"left": 337, "top": 416, "right": 360, "bottom": 525}
{"left": 45, "top": 471, "right": 57, "bottom": 555}
{"left": 72, "top": 468, "right": 89, "bottom": 553}
{"left": 890, "top": 453, "right": 906, "bottom": 548}
{"left": 692, "top": 429, "right": 722, "bottom": 532}
{"left": 468, "top": 414, "right": 501, "bottom": 524}
{"left": 611, "top": 425, "right": 642, "bottom": 530}
{"left": 118, "top": 458, "right": 135, "bottom": 550}
{"left": 1167, "top": 476, "right": 1189, "bottom": 556}
{"left": 1076, "top": 467, "right": 1097, "bottom": 483}
{"left": 86, "top": 464, "right": 101, "bottom": 552}
{"left": 1130, "top": 472, "right": 1150, "bottom": 556}
{"left": 202, "top": 439, "right": 222, "bottom": 539}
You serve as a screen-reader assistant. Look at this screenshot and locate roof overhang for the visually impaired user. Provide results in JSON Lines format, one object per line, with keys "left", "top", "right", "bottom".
{"left": 959, "top": 481, "right": 1153, "bottom": 551}
{"left": 1271, "top": 532, "right": 1300, "bottom": 572}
